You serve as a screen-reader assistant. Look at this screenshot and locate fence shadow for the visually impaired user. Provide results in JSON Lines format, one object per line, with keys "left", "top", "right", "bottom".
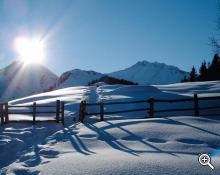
{"left": 84, "top": 120, "right": 200, "bottom": 157}
{"left": 165, "top": 117, "right": 220, "bottom": 138}
{"left": 62, "top": 127, "right": 95, "bottom": 155}
{"left": 85, "top": 122, "right": 138, "bottom": 156}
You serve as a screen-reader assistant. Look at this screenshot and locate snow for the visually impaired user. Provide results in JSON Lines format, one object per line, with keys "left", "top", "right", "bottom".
{"left": 56, "top": 60, "right": 188, "bottom": 89}
{"left": 1, "top": 81, "right": 220, "bottom": 175}
{"left": 109, "top": 60, "right": 188, "bottom": 85}
{"left": 8, "top": 86, "right": 88, "bottom": 122}
{"left": 0, "top": 61, "right": 58, "bottom": 102}
{"left": 57, "top": 69, "right": 102, "bottom": 88}
{"left": 156, "top": 80, "right": 220, "bottom": 97}
{"left": 0, "top": 60, "right": 189, "bottom": 102}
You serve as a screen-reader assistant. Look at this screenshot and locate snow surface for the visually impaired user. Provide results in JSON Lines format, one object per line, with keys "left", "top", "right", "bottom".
{"left": 57, "top": 69, "right": 102, "bottom": 88}
{"left": 0, "top": 60, "right": 188, "bottom": 102}
{"left": 0, "top": 61, "right": 58, "bottom": 102}
{"left": 109, "top": 60, "right": 188, "bottom": 85}
{"left": 56, "top": 60, "right": 188, "bottom": 89}
{"left": 1, "top": 81, "right": 220, "bottom": 175}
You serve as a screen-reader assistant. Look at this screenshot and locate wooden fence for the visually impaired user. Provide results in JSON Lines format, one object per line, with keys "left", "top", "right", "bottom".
{"left": 79, "top": 94, "right": 220, "bottom": 123}
{"left": 0, "top": 100, "right": 65, "bottom": 125}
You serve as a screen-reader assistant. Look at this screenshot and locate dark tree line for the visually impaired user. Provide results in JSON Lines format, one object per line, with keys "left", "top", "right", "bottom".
{"left": 182, "top": 54, "right": 220, "bottom": 82}
{"left": 88, "top": 75, "right": 138, "bottom": 86}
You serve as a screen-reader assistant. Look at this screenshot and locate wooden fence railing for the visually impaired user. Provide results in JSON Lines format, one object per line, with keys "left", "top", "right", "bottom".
{"left": 79, "top": 94, "right": 220, "bottom": 123}
{"left": 0, "top": 100, "right": 65, "bottom": 125}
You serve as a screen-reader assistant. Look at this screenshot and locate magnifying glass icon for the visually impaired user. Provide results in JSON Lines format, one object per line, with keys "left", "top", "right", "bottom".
{"left": 198, "top": 154, "right": 214, "bottom": 170}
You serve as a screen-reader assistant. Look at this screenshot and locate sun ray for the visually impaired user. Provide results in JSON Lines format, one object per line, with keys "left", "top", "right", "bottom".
{"left": 14, "top": 37, "right": 45, "bottom": 64}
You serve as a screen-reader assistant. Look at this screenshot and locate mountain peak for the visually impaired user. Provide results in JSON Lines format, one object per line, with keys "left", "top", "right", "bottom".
{"left": 109, "top": 60, "right": 188, "bottom": 85}
{"left": 0, "top": 60, "right": 58, "bottom": 101}
{"left": 134, "top": 60, "right": 168, "bottom": 67}
{"left": 135, "top": 60, "right": 150, "bottom": 65}
{"left": 57, "top": 69, "right": 102, "bottom": 88}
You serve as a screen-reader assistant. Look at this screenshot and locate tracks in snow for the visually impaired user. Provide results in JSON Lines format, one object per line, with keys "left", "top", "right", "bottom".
{"left": 84, "top": 86, "right": 102, "bottom": 122}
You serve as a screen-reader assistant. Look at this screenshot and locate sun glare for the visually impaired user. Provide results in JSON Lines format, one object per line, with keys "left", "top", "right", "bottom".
{"left": 14, "top": 37, "right": 45, "bottom": 64}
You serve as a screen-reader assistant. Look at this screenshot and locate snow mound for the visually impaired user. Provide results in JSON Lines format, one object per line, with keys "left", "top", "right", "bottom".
{"left": 113, "top": 85, "right": 160, "bottom": 94}
{"left": 3, "top": 116, "right": 220, "bottom": 175}
{"left": 97, "top": 85, "right": 124, "bottom": 93}
{"left": 1, "top": 81, "right": 220, "bottom": 175}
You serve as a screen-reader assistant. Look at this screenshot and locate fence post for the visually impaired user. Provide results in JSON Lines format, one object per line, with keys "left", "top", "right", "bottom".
{"left": 0, "top": 104, "right": 3, "bottom": 124}
{"left": 33, "top": 102, "right": 36, "bottom": 124}
{"left": 82, "top": 101, "right": 86, "bottom": 122}
{"left": 79, "top": 101, "right": 83, "bottom": 122}
{"left": 5, "top": 102, "right": 9, "bottom": 123}
{"left": 61, "top": 102, "right": 65, "bottom": 125}
{"left": 79, "top": 101, "right": 86, "bottom": 123}
{"left": 148, "top": 97, "right": 154, "bottom": 118}
{"left": 100, "top": 102, "right": 104, "bottom": 121}
{"left": 194, "top": 94, "right": 199, "bottom": 116}
{"left": 56, "top": 100, "right": 60, "bottom": 123}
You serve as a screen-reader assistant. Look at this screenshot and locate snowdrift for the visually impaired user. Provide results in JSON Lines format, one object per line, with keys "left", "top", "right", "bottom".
{"left": 1, "top": 81, "right": 220, "bottom": 175}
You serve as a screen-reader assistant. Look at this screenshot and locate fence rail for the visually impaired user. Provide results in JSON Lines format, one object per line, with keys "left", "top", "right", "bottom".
{"left": 0, "top": 100, "right": 65, "bottom": 125}
{"left": 79, "top": 94, "right": 220, "bottom": 123}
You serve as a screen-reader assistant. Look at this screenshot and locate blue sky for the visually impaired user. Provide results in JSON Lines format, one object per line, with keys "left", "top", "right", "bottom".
{"left": 0, "top": 0, "right": 219, "bottom": 75}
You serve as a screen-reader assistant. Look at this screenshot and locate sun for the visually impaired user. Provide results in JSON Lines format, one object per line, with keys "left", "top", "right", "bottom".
{"left": 14, "top": 37, "right": 45, "bottom": 64}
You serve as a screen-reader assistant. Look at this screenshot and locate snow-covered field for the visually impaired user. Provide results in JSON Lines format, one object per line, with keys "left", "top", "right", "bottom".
{"left": 1, "top": 81, "right": 220, "bottom": 175}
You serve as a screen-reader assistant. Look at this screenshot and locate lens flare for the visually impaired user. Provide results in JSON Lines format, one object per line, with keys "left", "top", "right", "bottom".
{"left": 14, "top": 37, "right": 45, "bottom": 64}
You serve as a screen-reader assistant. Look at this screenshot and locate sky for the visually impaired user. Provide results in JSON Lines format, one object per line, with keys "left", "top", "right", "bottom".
{"left": 0, "top": 0, "right": 219, "bottom": 75}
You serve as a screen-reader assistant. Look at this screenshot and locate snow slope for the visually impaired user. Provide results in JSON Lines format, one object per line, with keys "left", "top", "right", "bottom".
{"left": 0, "top": 60, "right": 188, "bottom": 101}
{"left": 109, "top": 60, "right": 188, "bottom": 85}
{"left": 0, "top": 61, "right": 58, "bottom": 101}
{"left": 1, "top": 81, "right": 220, "bottom": 175}
{"left": 57, "top": 69, "right": 103, "bottom": 88}
{"left": 56, "top": 60, "right": 188, "bottom": 88}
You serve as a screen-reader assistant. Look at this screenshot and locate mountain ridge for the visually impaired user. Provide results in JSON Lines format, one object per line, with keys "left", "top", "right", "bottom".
{"left": 56, "top": 68, "right": 103, "bottom": 88}
{"left": 109, "top": 60, "right": 188, "bottom": 85}
{"left": 0, "top": 60, "right": 188, "bottom": 100}
{"left": 0, "top": 60, "right": 58, "bottom": 101}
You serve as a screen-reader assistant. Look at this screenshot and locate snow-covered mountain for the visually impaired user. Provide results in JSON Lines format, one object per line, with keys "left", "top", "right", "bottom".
{"left": 109, "top": 60, "right": 188, "bottom": 85}
{"left": 0, "top": 61, "right": 58, "bottom": 101}
{"left": 0, "top": 60, "right": 188, "bottom": 100}
{"left": 57, "top": 60, "right": 188, "bottom": 88}
{"left": 57, "top": 69, "right": 102, "bottom": 88}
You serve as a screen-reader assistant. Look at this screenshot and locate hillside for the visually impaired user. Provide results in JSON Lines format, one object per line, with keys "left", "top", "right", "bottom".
{"left": 88, "top": 75, "right": 138, "bottom": 86}
{"left": 56, "top": 60, "right": 188, "bottom": 88}
{"left": 109, "top": 60, "right": 188, "bottom": 85}
{"left": 0, "top": 60, "right": 188, "bottom": 98}
{"left": 0, "top": 61, "right": 58, "bottom": 101}
{"left": 57, "top": 69, "right": 103, "bottom": 88}
{"left": 1, "top": 81, "right": 220, "bottom": 175}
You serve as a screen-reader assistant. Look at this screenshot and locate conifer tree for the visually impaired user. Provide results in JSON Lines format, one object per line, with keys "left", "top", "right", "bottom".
{"left": 198, "top": 61, "right": 207, "bottom": 81}
{"left": 189, "top": 66, "right": 198, "bottom": 82}
{"left": 208, "top": 54, "right": 220, "bottom": 80}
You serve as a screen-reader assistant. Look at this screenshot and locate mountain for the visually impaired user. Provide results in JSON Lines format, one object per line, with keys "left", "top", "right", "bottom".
{"left": 109, "top": 60, "right": 188, "bottom": 85}
{"left": 57, "top": 61, "right": 188, "bottom": 88}
{"left": 57, "top": 69, "right": 103, "bottom": 88}
{"left": 0, "top": 60, "right": 188, "bottom": 101}
{"left": 0, "top": 61, "right": 58, "bottom": 101}
{"left": 88, "top": 75, "right": 138, "bottom": 86}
